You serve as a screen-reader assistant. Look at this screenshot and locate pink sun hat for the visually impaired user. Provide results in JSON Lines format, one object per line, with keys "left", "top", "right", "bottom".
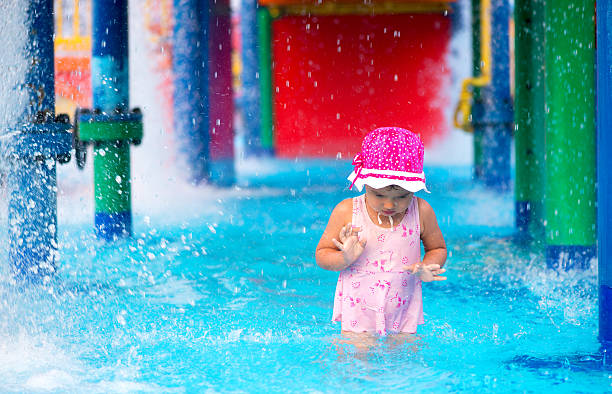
{"left": 347, "top": 127, "right": 429, "bottom": 193}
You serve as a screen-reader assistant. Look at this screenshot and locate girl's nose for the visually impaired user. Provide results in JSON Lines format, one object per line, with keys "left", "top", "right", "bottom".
{"left": 383, "top": 200, "right": 395, "bottom": 209}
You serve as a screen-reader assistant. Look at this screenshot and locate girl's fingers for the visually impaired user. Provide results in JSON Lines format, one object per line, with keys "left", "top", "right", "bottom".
{"left": 332, "top": 238, "right": 343, "bottom": 250}
{"left": 338, "top": 226, "right": 346, "bottom": 242}
{"left": 412, "top": 264, "right": 448, "bottom": 281}
{"left": 341, "top": 224, "right": 355, "bottom": 241}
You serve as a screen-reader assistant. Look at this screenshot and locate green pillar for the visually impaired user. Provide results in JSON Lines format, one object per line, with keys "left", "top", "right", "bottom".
{"left": 257, "top": 7, "right": 274, "bottom": 151}
{"left": 514, "top": 0, "right": 545, "bottom": 236}
{"left": 544, "top": 0, "right": 596, "bottom": 268}
{"left": 77, "top": 111, "right": 143, "bottom": 239}
{"left": 93, "top": 142, "right": 131, "bottom": 219}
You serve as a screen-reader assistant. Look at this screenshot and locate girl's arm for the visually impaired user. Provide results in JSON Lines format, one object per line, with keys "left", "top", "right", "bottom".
{"left": 418, "top": 197, "right": 447, "bottom": 268}
{"left": 405, "top": 197, "right": 447, "bottom": 282}
{"left": 315, "top": 198, "right": 363, "bottom": 271}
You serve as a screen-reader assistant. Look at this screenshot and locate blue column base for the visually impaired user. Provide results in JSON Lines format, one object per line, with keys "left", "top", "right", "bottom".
{"left": 546, "top": 245, "right": 596, "bottom": 270}
{"left": 516, "top": 201, "right": 531, "bottom": 233}
{"left": 480, "top": 123, "right": 512, "bottom": 190}
{"left": 209, "top": 159, "right": 235, "bottom": 187}
{"left": 95, "top": 211, "right": 132, "bottom": 240}
{"left": 600, "top": 346, "right": 612, "bottom": 367}
{"left": 9, "top": 244, "right": 57, "bottom": 280}
{"left": 600, "top": 285, "right": 612, "bottom": 346}
{"left": 249, "top": 145, "right": 275, "bottom": 157}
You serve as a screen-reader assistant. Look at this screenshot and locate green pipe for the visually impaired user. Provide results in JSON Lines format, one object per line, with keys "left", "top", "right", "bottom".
{"left": 257, "top": 7, "right": 273, "bottom": 150}
{"left": 544, "top": 0, "right": 596, "bottom": 267}
{"left": 514, "top": 0, "right": 545, "bottom": 236}
{"left": 93, "top": 141, "right": 131, "bottom": 215}
{"left": 77, "top": 113, "right": 142, "bottom": 238}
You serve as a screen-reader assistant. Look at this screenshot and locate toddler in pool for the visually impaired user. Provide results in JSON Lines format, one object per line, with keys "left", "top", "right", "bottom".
{"left": 315, "top": 127, "right": 447, "bottom": 338}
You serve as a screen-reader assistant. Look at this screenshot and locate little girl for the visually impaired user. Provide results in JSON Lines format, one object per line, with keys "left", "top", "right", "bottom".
{"left": 316, "top": 127, "right": 447, "bottom": 337}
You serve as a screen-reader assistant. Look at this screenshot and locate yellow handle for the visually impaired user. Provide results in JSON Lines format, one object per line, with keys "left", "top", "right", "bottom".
{"left": 454, "top": 79, "right": 475, "bottom": 131}
{"left": 453, "top": 0, "right": 491, "bottom": 132}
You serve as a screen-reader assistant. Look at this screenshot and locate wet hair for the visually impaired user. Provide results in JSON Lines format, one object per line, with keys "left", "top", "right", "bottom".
{"left": 366, "top": 184, "right": 411, "bottom": 193}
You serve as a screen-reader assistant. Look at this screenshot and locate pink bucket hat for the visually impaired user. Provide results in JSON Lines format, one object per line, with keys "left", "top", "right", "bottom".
{"left": 348, "top": 127, "right": 429, "bottom": 193}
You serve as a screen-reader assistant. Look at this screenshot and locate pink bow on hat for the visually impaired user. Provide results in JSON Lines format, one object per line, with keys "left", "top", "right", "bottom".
{"left": 349, "top": 153, "right": 363, "bottom": 190}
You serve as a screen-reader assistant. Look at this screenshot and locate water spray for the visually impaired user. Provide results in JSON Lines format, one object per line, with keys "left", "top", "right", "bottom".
{"left": 0, "top": 0, "right": 72, "bottom": 280}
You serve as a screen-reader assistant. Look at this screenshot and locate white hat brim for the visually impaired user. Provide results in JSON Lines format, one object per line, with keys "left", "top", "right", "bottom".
{"left": 348, "top": 170, "right": 429, "bottom": 193}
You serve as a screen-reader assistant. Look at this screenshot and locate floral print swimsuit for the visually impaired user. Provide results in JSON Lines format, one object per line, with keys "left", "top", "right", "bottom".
{"left": 332, "top": 194, "right": 424, "bottom": 335}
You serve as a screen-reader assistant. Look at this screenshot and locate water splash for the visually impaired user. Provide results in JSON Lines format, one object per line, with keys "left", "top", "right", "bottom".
{"left": 0, "top": 1, "right": 29, "bottom": 134}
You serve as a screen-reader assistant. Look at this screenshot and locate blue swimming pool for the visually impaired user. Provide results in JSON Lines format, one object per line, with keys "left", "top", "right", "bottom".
{"left": 0, "top": 159, "right": 608, "bottom": 392}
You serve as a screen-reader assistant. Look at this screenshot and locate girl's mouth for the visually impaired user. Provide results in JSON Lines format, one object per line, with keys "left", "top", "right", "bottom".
{"left": 382, "top": 210, "right": 395, "bottom": 216}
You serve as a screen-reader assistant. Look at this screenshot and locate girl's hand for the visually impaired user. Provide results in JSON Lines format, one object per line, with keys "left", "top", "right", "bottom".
{"left": 406, "top": 263, "right": 446, "bottom": 282}
{"left": 332, "top": 224, "right": 366, "bottom": 268}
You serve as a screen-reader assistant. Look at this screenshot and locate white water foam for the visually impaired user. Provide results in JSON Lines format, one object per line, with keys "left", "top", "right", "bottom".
{"left": 0, "top": 331, "right": 83, "bottom": 391}
{"left": 0, "top": 2, "right": 29, "bottom": 228}
{"left": 0, "top": 1, "right": 29, "bottom": 133}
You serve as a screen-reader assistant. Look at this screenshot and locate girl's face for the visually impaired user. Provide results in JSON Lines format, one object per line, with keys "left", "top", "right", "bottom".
{"left": 364, "top": 185, "right": 413, "bottom": 217}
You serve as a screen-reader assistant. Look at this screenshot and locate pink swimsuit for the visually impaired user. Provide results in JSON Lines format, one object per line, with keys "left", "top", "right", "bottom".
{"left": 332, "top": 194, "right": 424, "bottom": 335}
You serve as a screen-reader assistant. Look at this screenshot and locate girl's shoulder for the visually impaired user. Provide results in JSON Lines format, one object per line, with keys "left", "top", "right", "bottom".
{"left": 334, "top": 196, "right": 355, "bottom": 214}
{"left": 416, "top": 196, "right": 434, "bottom": 216}
{"left": 331, "top": 195, "right": 361, "bottom": 219}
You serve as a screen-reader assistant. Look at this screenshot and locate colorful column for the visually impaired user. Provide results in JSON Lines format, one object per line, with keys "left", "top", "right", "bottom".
{"left": 597, "top": 0, "right": 612, "bottom": 346}
{"left": 257, "top": 7, "right": 274, "bottom": 153}
{"left": 209, "top": 0, "right": 236, "bottom": 185}
{"left": 471, "top": 0, "right": 513, "bottom": 189}
{"left": 544, "top": 0, "right": 596, "bottom": 269}
{"left": 1, "top": 0, "right": 72, "bottom": 279}
{"left": 514, "top": 0, "right": 545, "bottom": 235}
{"left": 239, "top": 0, "right": 264, "bottom": 156}
{"left": 471, "top": 0, "right": 484, "bottom": 179}
{"left": 173, "top": 0, "right": 210, "bottom": 183}
{"left": 81, "top": 0, "right": 142, "bottom": 240}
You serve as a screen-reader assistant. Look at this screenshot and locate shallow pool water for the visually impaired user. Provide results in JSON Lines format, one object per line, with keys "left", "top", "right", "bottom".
{"left": 0, "top": 160, "right": 608, "bottom": 392}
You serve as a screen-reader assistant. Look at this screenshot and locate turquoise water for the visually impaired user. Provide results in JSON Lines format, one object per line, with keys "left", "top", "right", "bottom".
{"left": 0, "top": 160, "right": 608, "bottom": 392}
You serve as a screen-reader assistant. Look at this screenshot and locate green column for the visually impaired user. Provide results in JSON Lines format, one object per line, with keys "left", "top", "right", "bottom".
{"left": 257, "top": 7, "right": 274, "bottom": 151}
{"left": 544, "top": 0, "right": 596, "bottom": 268}
{"left": 77, "top": 112, "right": 143, "bottom": 239}
{"left": 93, "top": 142, "right": 131, "bottom": 217}
{"left": 514, "top": 0, "right": 545, "bottom": 236}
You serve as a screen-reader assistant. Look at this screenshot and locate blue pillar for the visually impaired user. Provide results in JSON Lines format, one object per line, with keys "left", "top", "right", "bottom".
{"left": 172, "top": 0, "right": 210, "bottom": 183}
{"left": 598, "top": 0, "right": 612, "bottom": 348}
{"left": 472, "top": 0, "right": 513, "bottom": 189}
{"left": 239, "top": 0, "right": 267, "bottom": 156}
{"left": 92, "top": 0, "right": 129, "bottom": 112}
{"left": 1, "top": 0, "right": 72, "bottom": 279}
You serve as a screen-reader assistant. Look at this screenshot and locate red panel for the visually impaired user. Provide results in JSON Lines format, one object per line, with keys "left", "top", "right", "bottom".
{"left": 55, "top": 56, "right": 92, "bottom": 107}
{"left": 272, "top": 14, "right": 451, "bottom": 158}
